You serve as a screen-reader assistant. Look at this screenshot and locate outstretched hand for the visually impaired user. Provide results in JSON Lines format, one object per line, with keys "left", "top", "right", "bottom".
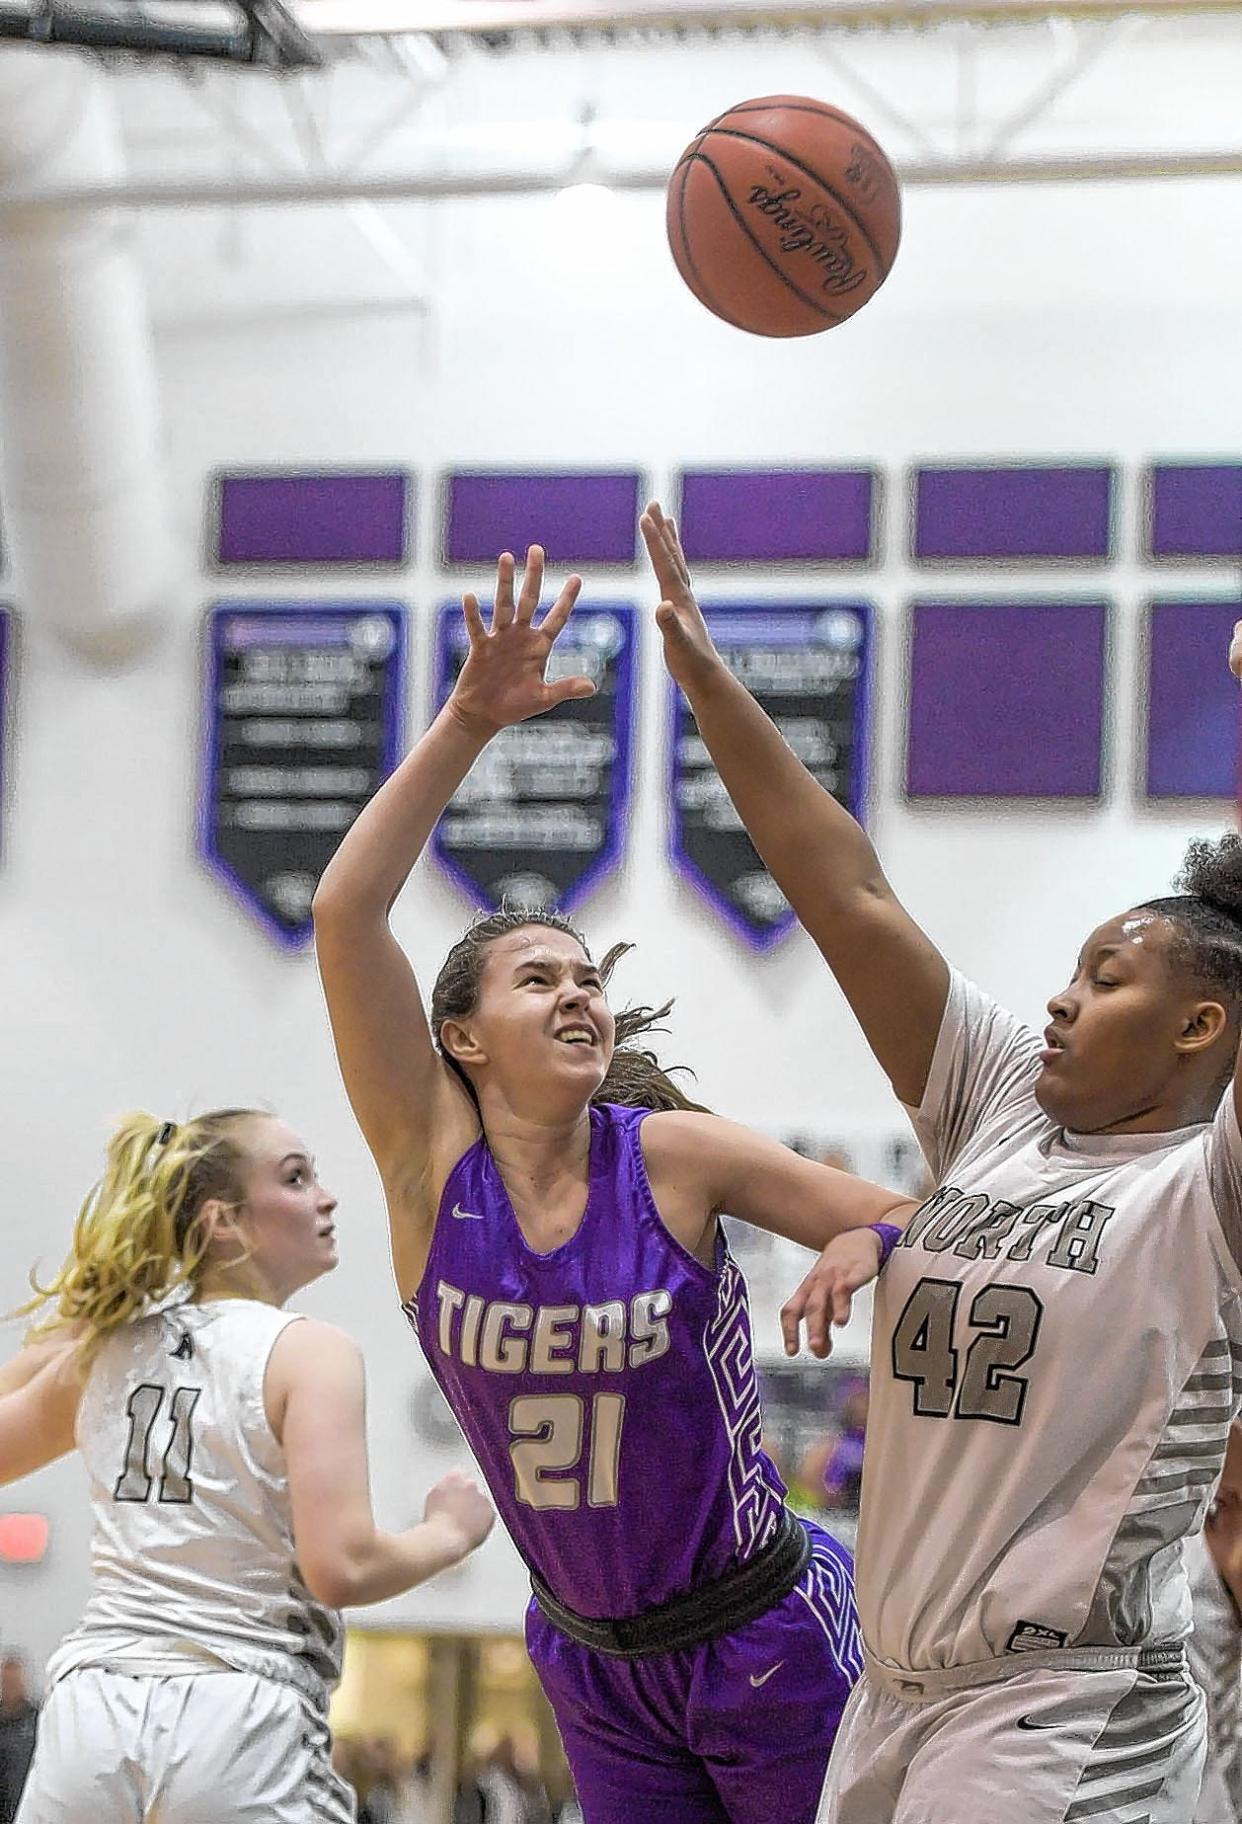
{"left": 1230, "top": 620, "right": 1242, "bottom": 683}
{"left": 780, "top": 1228, "right": 884, "bottom": 1360}
{"left": 451, "top": 546, "right": 595, "bottom": 737}
{"left": 640, "top": 501, "right": 722, "bottom": 693}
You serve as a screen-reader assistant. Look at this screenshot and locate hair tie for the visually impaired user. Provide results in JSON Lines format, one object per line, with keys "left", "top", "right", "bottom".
{"left": 154, "top": 1121, "right": 176, "bottom": 1147}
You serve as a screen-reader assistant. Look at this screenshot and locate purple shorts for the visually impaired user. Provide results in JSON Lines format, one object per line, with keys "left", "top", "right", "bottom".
{"left": 526, "top": 1520, "right": 860, "bottom": 1824}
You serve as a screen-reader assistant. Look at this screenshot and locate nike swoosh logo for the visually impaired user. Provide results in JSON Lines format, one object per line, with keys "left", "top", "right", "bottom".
{"left": 749, "top": 1662, "right": 784, "bottom": 1689}
{"left": 451, "top": 1203, "right": 484, "bottom": 1221}
{"left": 1016, "top": 1716, "right": 1058, "bottom": 1731}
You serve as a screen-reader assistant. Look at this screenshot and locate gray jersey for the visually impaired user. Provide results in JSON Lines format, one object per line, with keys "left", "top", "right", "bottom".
{"left": 1186, "top": 1527, "right": 1242, "bottom": 1821}
{"left": 857, "top": 972, "right": 1242, "bottom": 1674}
{"left": 47, "top": 1297, "right": 343, "bottom": 1710}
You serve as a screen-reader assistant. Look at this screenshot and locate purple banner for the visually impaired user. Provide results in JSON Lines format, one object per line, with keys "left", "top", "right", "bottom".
{"left": 212, "top": 470, "right": 412, "bottom": 567}
{"left": 442, "top": 472, "right": 641, "bottom": 566}
{"left": 432, "top": 604, "right": 636, "bottom": 912}
{"left": 0, "top": 608, "right": 8, "bottom": 848}
{"left": 677, "top": 469, "right": 876, "bottom": 563}
{"left": 1146, "top": 464, "right": 1242, "bottom": 561}
{"left": 201, "top": 603, "right": 406, "bottom": 947}
{"left": 1146, "top": 599, "right": 1241, "bottom": 798}
{"left": 913, "top": 464, "right": 1114, "bottom": 562}
{"left": 907, "top": 599, "right": 1107, "bottom": 799}
{"left": 669, "top": 604, "right": 871, "bottom": 950}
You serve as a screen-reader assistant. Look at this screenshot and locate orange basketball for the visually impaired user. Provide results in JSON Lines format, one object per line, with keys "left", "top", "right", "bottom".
{"left": 666, "top": 95, "right": 902, "bottom": 338}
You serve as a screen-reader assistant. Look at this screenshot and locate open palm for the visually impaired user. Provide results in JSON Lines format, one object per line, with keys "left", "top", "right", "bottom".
{"left": 453, "top": 546, "right": 595, "bottom": 735}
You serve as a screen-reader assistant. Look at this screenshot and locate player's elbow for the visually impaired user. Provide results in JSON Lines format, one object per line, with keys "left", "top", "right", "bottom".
{"left": 297, "top": 1523, "right": 379, "bottom": 1609}
{"left": 300, "top": 1548, "right": 367, "bottom": 1610}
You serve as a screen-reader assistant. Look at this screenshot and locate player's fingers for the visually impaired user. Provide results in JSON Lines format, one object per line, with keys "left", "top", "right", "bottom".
{"left": 492, "top": 553, "right": 516, "bottom": 629}
{"left": 832, "top": 1284, "right": 855, "bottom": 1329}
{"left": 1230, "top": 619, "right": 1242, "bottom": 681}
{"left": 780, "top": 1285, "right": 810, "bottom": 1356}
{"left": 544, "top": 675, "right": 597, "bottom": 709}
{"left": 655, "top": 601, "right": 690, "bottom": 643}
{"left": 539, "top": 573, "right": 583, "bottom": 641}
{"left": 517, "top": 545, "right": 545, "bottom": 624}
{"left": 461, "top": 593, "right": 486, "bottom": 646}
{"left": 806, "top": 1280, "right": 838, "bottom": 1356}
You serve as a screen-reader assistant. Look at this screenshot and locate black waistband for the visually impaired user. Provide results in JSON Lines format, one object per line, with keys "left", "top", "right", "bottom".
{"left": 530, "top": 1508, "right": 813, "bottom": 1659}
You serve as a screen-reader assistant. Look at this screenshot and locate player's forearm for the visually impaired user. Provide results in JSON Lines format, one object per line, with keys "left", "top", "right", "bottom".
{"left": 313, "top": 702, "right": 489, "bottom": 922}
{"left": 325, "top": 1515, "right": 479, "bottom": 1609}
{"left": 681, "top": 660, "right": 891, "bottom": 928}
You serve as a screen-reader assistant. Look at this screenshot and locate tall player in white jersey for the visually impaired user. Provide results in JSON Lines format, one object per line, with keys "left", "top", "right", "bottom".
{"left": 643, "top": 503, "right": 1242, "bottom": 1823}
{"left": 0, "top": 1107, "right": 493, "bottom": 1824}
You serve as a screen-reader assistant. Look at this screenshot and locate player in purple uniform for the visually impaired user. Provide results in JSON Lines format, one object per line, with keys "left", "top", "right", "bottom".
{"left": 312, "top": 547, "right": 915, "bottom": 1824}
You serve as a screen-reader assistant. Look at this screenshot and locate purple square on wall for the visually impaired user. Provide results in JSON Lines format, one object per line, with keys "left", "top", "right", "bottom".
{"left": 1147, "top": 465, "right": 1242, "bottom": 560}
{"left": 913, "top": 465, "right": 1114, "bottom": 562}
{"left": 907, "top": 600, "right": 1108, "bottom": 798}
{"left": 443, "top": 472, "right": 641, "bottom": 565}
{"left": 678, "top": 469, "right": 875, "bottom": 563}
{"left": 214, "top": 471, "right": 411, "bottom": 567}
{"left": 1146, "top": 600, "right": 1241, "bottom": 798}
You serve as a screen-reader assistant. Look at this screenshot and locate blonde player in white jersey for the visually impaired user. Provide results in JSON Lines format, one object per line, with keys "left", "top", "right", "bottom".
{"left": 643, "top": 504, "right": 1242, "bottom": 1823}
{"left": 0, "top": 1107, "right": 493, "bottom": 1824}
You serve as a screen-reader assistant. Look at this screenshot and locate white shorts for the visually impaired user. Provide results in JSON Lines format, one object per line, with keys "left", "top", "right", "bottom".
{"left": 818, "top": 1660, "right": 1207, "bottom": 1824}
{"left": 15, "top": 1667, "right": 355, "bottom": 1824}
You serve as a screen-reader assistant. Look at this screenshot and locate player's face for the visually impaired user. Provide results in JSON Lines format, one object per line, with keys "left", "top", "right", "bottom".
{"left": 471, "top": 926, "right": 616, "bottom": 1102}
{"left": 1036, "top": 910, "right": 1204, "bottom": 1131}
{"left": 232, "top": 1117, "right": 339, "bottom": 1298}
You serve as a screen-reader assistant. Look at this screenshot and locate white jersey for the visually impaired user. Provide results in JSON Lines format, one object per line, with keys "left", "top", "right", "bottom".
{"left": 1186, "top": 1527, "right": 1242, "bottom": 1821}
{"left": 857, "top": 971, "right": 1242, "bottom": 1674}
{"left": 47, "top": 1296, "right": 344, "bottom": 1711}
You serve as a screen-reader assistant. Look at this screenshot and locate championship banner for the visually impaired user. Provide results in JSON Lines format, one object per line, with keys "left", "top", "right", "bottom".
{"left": 669, "top": 603, "right": 871, "bottom": 950}
{"left": 431, "top": 603, "right": 636, "bottom": 913}
{"left": 201, "top": 602, "right": 406, "bottom": 947}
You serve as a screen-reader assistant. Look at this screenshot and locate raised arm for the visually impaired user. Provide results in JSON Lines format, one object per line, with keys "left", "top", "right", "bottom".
{"left": 641, "top": 1111, "right": 914, "bottom": 1257}
{"left": 642, "top": 502, "right": 949, "bottom": 1106}
{"left": 312, "top": 548, "right": 594, "bottom": 1289}
{"left": 270, "top": 1319, "right": 494, "bottom": 1609}
{"left": 0, "top": 1346, "right": 82, "bottom": 1484}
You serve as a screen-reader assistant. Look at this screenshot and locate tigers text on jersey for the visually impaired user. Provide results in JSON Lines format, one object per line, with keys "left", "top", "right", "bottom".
{"left": 47, "top": 1297, "right": 344, "bottom": 1710}
{"left": 405, "top": 1102, "right": 789, "bottom": 1620}
{"left": 858, "top": 972, "right": 1242, "bottom": 1675}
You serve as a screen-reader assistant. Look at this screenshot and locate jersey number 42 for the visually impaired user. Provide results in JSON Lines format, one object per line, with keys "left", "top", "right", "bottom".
{"left": 891, "top": 1279, "right": 1044, "bottom": 1425}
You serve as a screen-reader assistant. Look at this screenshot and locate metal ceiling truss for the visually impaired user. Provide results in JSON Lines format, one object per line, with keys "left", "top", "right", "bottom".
{"left": 0, "top": 0, "right": 323, "bottom": 65}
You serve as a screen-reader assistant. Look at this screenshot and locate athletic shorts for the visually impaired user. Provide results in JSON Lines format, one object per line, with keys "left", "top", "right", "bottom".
{"left": 817, "top": 1657, "right": 1207, "bottom": 1824}
{"left": 15, "top": 1666, "right": 355, "bottom": 1823}
{"left": 527, "top": 1519, "right": 862, "bottom": 1824}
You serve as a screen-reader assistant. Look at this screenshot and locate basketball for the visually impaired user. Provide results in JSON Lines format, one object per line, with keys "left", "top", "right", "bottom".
{"left": 666, "top": 95, "right": 902, "bottom": 338}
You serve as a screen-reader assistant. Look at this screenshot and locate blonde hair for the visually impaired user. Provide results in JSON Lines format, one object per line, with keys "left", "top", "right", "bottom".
{"left": 22, "top": 1108, "right": 265, "bottom": 1363}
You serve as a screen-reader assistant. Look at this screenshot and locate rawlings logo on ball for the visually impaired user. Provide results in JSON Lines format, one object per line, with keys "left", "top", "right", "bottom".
{"left": 746, "top": 184, "right": 868, "bottom": 296}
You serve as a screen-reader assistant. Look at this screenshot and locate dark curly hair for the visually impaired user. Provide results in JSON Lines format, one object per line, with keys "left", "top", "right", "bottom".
{"left": 430, "top": 907, "right": 709, "bottom": 1115}
{"left": 1142, "top": 834, "right": 1242, "bottom": 1015}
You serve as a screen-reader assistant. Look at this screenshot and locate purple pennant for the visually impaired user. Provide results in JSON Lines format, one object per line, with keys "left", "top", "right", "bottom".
{"left": 443, "top": 472, "right": 641, "bottom": 566}
{"left": 669, "top": 603, "right": 871, "bottom": 950}
{"left": 213, "top": 470, "right": 412, "bottom": 567}
{"left": 1145, "top": 599, "right": 1242, "bottom": 798}
{"left": 907, "top": 600, "right": 1108, "bottom": 799}
{"left": 1147, "top": 464, "right": 1242, "bottom": 561}
{"left": 913, "top": 465, "right": 1114, "bottom": 562}
{"left": 431, "top": 603, "right": 636, "bottom": 913}
{"left": 200, "top": 602, "right": 407, "bottom": 947}
{"left": 677, "top": 469, "right": 876, "bottom": 563}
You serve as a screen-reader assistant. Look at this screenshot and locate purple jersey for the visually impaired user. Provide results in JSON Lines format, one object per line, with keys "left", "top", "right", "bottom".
{"left": 405, "top": 1102, "right": 786, "bottom": 1618}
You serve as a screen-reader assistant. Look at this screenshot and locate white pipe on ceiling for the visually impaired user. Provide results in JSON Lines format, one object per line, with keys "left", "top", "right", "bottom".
{"left": 0, "top": 46, "right": 171, "bottom": 659}
{"left": 298, "top": 0, "right": 1242, "bottom": 34}
{"left": 3, "top": 146, "right": 1242, "bottom": 220}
